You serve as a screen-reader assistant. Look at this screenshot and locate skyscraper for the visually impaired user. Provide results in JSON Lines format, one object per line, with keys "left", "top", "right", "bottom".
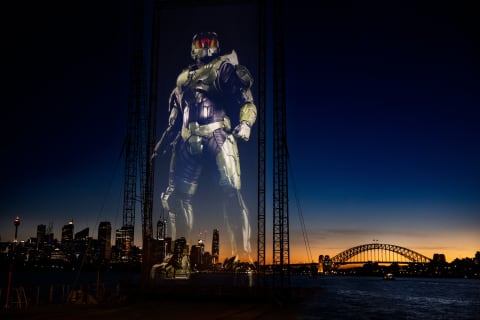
{"left": 46, "top": 222, "right": 54, "bottom": 244}
{"left": 74, "top": 227, "right": 89, "bottom": 241}
{"left": 115, "top": 226, "right": 134, "bottom": 259}
{"left": 190, "top": 239, "right": 205, "bottom": 269}
{"left": 61, "top": 220, "right": 74, "bottom": 243}
{"left": 98, "top": 221, "right": 112, "bottom": 261}
{"left": 212, "top": 229, "right": 219, "bottom": 265}
{"left": 37, "top": 224, "right": 46, "bottom": 248}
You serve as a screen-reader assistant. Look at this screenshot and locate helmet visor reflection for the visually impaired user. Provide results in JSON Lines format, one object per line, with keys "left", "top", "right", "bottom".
{"left": 194, "top": 38, "right": 218, "bottom": 49}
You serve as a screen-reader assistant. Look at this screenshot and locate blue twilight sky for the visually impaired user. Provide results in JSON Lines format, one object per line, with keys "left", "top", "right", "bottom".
{"left": 1, "top": 0, "right": 479, "bottom": 263}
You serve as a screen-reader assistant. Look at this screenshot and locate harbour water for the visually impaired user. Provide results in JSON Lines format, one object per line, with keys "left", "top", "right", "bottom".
{"left": 293, "top": 276, "right": 480, "bottom": 319}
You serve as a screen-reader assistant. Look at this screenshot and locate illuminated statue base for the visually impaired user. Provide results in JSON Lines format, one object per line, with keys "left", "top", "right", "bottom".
{"left": 150, "top": 253, "right": 191, "bottom": 280}
{"left": 150, "top": 256, "right": 256, "bottom": 280}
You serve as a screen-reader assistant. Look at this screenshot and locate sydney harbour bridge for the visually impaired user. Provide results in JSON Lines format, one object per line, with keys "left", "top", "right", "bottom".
{"left": 276, "top": 242, "right": 433, "bottom": 277}
{"left": 327, "top": 243, "right": 432, "bottom": 267}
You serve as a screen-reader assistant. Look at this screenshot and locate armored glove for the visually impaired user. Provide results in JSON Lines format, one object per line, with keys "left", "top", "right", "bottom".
{"left": 233, "top": 121, "right": 251, "bottom": 141}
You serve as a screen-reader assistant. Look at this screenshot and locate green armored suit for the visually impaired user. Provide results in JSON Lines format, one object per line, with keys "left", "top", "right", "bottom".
{"left": 159, "top": 32, "right": 257, "bottom": 264}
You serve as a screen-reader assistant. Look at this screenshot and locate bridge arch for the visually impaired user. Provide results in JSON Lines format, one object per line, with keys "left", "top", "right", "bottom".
{"left": 331, "top": 243, "right": 431, "bottom": 264}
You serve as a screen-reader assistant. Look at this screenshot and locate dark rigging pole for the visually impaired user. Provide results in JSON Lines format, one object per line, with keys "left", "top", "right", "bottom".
{"left": 257, "top": 0, "right": 267, "bottom": 273}
{"left": 272, "top": 0, "right": 290, "bottom": 288}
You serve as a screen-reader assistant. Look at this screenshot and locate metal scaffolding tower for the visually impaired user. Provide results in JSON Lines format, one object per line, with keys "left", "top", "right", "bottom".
{"left": 141, "top": 0, "right": 162, "bottom": 285}
{"left": 122, "top": 0, "right": 147, "bottom": 258}
{"left": 272, "top": 0, "right": 290, "bottom": 287}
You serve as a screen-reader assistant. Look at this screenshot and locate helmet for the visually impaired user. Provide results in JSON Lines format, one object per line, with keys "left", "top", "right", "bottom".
{"left": 191, "top": 32, "right": 220, "bottom": 63}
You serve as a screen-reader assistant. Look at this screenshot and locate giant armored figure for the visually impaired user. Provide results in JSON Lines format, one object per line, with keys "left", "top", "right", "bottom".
{"left": 156, "top": 32, "right": 257, "bottom": 262}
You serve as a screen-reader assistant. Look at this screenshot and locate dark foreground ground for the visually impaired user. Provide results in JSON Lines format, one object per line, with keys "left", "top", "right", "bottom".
{"left": 2, "top": 299, "right": 301, "bottom": 320}
{"left": 1, "top": 282, "right": 309, "bottom": 320}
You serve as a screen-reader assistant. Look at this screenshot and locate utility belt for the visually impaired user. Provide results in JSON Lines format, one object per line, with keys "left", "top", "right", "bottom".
{"left": 181, "top": 117, "right": 231, "bottom": 155}
{"left": 181, "top": 117, "right": 231, "bottom": 141}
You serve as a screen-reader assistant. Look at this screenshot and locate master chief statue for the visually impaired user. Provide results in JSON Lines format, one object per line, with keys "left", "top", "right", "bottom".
{"left": 153, "top": 32, "right": 257, "bottom": 264}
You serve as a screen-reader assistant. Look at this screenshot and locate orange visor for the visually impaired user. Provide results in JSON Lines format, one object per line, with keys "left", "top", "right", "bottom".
{"left": 194, "top": 37, "right": 217, "bottom": 49}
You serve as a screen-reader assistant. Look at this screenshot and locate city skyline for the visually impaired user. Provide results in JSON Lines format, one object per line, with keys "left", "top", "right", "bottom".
{"left": 1, "top": 216, "right": 477, "bottom": 264}
{"left": 1, "top": 1, "right": 479, "bottom": 264}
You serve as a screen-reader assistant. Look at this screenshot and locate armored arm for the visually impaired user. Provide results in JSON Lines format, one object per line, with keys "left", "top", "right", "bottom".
{"left": 233, "top": 64, "right": 257, "bottom": 141}
{"left": 151, "top": 88, "right": 182, "bottom": 160}
{"left": 215, "top": 57, "right": 257, "bottom": 141}
{"left": 234, "top": 102, "right": 256, "bottom": 141}
{"left": 167, "top": 87, "right": 182, "bottom": 128}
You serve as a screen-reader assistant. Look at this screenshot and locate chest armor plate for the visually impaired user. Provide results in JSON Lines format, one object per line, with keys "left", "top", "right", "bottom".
{"left": 177, "top": 60, "right": 225, "bottom": 125}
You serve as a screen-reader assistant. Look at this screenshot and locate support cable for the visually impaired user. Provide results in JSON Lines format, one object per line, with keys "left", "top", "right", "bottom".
{"left": 287, "top": 153, "right": 313, "bottom": 263}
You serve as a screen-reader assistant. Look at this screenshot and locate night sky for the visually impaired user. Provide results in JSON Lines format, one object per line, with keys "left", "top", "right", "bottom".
{"left": 1, "top": 0, "right": 479, "bottom": 263}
